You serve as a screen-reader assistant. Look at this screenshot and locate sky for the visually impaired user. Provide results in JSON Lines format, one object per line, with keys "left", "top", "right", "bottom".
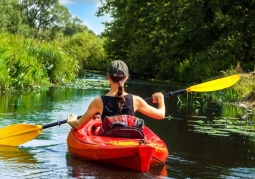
{"left": 59, "top": 0, "right": 111, "bottom": 35}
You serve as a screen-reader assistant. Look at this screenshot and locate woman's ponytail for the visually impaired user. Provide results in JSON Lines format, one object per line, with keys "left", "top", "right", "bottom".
{"left": 117, "top": 80, "right": 125, "bottom": 113}
{"left": 109, "top": 73, "right": 126, "bottom": 114}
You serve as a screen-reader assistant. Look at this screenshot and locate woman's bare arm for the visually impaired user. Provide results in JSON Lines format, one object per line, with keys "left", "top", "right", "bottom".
{"left": 67, "top": 97, "right": 102, "bottom": 129}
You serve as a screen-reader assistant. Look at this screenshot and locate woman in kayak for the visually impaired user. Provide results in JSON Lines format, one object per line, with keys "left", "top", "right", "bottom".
{"left": 67, "top": 60, "right": 165, "bottom": 133}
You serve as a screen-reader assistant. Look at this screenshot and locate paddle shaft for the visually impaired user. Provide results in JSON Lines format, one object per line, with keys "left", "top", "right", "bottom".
{"left": 144, "top": 89, "right": 186, "bottom": 102}
{"left": 43, "top": 120, "right": 67, "bottom": 129}
{"left": 42, "top": 115, "right": 83, "bottom": 129}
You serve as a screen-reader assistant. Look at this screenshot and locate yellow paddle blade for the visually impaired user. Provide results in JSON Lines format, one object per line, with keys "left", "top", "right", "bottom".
{"left": 187, "top": 74, "right": 240, "bottom": 92}
{"left": 0, "top": 124, "right": 43, "bottom": 146}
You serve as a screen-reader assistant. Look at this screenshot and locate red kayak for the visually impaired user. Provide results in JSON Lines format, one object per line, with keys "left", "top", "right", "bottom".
{"left": 67, "top": 118, "right": 168, "bottom": 173}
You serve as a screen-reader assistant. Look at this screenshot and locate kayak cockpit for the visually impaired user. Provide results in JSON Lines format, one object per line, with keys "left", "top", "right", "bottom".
{"left": 102, "top": 127, "right": 144, "bottom": 139}
{"left": 80, "top": 120, "right": 145, "bottom": 139}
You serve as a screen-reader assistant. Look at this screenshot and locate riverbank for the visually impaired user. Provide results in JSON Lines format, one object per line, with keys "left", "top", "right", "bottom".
{"left": 233, "top": 73, "right": 255, "bottom": 109}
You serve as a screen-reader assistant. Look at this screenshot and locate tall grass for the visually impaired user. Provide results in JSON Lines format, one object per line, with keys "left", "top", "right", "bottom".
{"left": 210, "top": 69, "right": 255, "bottom": 103}
{"left": 27, "top": 38, "right": 79, "bottom": 84}
{"left": 0, "top": 33, "right": 79, "bottom": 93}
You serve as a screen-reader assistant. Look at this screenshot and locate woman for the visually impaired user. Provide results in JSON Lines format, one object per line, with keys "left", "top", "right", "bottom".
{"left": 67, "top": 60, "right": 165, "bottom": 131}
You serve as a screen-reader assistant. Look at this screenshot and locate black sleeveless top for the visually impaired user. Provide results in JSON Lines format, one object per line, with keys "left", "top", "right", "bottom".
{"left": 101, "top": 94, "right": 135, "bottom": 121}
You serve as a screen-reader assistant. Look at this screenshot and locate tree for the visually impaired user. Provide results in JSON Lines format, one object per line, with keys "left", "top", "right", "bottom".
{"left": 19, "top": 0, "right": 89, "bottom": 39}
{"left": 64, "top": 31, "right": 107, "bottom": 73}
{"left": 0, "top": 0, "right": 22, "bottom": 33}
{"left": 98, "top": 0, "right": 255, "bottom": 83}
{"left": 63, "top": 17, "right": 91, "bottom": 36}
{"left": 20, "top": 0, "right": 59, "bottom": 30}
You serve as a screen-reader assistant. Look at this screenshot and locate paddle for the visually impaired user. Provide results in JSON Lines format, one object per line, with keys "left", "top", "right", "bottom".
{"left": 0, "top": 120, "right": 72, "bottom": 146}
{"left": 144, "top": 74, "right": 240, "bottom": 101}
{"left": 0, "top": 74, "right": 240, "bottom": 146}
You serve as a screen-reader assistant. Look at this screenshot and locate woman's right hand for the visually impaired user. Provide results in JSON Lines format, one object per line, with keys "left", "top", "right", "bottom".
{"left": 67, "top": 114, "right": 78, "bottom": 127}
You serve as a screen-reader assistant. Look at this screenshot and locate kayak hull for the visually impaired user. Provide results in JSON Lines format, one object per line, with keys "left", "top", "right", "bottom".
{"left": 67, "top": 118, "right": 168, "bottom": 173}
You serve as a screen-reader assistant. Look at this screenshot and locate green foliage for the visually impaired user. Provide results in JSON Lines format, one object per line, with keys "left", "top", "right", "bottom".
{"left": 0, "top": 33, "right": 79, "bottom": 93}
{"left": 63, "top": 17, "right": 91, "bottom": 36}
{"left": 210, "top": 89, "right": 241, "bottom": 103}
{"left": 27, "top": 39, "right": 79, "bottom": 83}
{"left": 0, "top": 0, "right": 89, "bottom": 39}
{"left": 0, "top": 0, "right": 107, "bottom": 93}
{"left": 0, "top": 1, "right": 105, "bottom": 93}
{"left": 98, "top": 0, "right": 255, "bottom": 83}
{"left": 0, "top": 0, "right": 21, "bottom": 33}
{"left": 63, "top": 31, "right": 107, "bottom": 75}
{"left": 0, "top": 34, "right": 45, "bottom": 91}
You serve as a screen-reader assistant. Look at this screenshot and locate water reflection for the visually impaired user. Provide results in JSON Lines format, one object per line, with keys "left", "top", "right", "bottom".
{"left": 0, "top": 146, "right": 38, "bottom": 178}
{"left": 66, "top": 153, "right": 167, "bottom": 178}
{"left": 0, "top": 75, "right": 255, "bottom": 178}
{"left": 0, "top": 88, "right": 106, "bottom": 126}
{"left": 0, "top": 146, "right": 37, "bottom": 163}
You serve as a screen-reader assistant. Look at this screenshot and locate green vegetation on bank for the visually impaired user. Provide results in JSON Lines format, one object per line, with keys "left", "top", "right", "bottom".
{"left": 211, "top": 73, "right": 255, "bottom": 104}
{"left": 0, "top": 1, "right": 107, "bottom": 94}
{"left": 0, "top": 33, "right": 76, "bottom": 92}
{"left": 0, "top": 32, "right": 107, "bottom": 94}
{"left": 98, "top": 1, "right": 255, "bottom": 83}
{"left": 0, "top": 0, "right": 255, "bottom": 106}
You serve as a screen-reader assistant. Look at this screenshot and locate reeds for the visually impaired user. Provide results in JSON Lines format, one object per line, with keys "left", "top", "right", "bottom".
{"left": 0, "top": 33, "right": 78, "bottom": 93}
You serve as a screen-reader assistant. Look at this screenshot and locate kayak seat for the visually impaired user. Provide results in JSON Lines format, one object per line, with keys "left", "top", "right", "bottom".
{"left": 102, "top": 127, "right": 144, "bottom": 139}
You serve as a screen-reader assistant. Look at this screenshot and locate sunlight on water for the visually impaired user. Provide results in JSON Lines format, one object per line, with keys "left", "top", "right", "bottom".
{"left": 168, "top": 155, "right": 255, "bottom": 178}
{"left": 220, "top": 167, "right": 255, "bottom": 178}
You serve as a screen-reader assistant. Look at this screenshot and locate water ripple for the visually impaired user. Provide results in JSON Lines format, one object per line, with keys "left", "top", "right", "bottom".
{"left": 167, "top": 155, "right": 255, "bottom": 178}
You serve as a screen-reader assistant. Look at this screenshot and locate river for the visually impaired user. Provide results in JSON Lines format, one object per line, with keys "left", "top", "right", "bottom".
{"left": 0, "top": 74, "right": 254, "bottom": 178}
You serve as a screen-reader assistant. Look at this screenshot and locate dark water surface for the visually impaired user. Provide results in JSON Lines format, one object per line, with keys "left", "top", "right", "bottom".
{"left": 0, "top": 75, "right": 255, "bottom": 178}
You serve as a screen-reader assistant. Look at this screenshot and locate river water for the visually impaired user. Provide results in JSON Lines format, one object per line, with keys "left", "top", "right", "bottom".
{"left": 0, "top": 74, "right": 254, "bottom": 178}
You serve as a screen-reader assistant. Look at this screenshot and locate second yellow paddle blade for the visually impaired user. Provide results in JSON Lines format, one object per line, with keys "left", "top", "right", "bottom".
{"left": 0, "top": 124, "right": 42, "bottom": 146}
{"left": 187, "top": 74, "right": 240, "bottom": 92}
